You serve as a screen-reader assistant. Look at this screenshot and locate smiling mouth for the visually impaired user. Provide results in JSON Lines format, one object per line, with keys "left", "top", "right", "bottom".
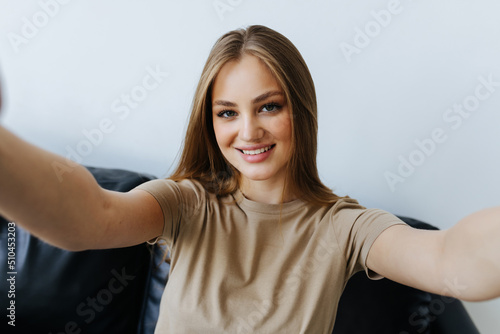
{"left": 238, "top": 144, "right": 275, "bottom": 155}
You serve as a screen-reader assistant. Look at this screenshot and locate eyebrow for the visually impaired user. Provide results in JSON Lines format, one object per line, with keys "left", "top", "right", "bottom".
{"left": 212, "top": 90, "right": 284, "bottom": 108}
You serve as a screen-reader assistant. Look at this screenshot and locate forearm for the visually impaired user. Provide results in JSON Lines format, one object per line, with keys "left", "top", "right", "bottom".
{"left": 441, "top": 206, "right": 500, "bottom": 301}
{"left": 0, "top": 125, "right": 109, "bottom": 250}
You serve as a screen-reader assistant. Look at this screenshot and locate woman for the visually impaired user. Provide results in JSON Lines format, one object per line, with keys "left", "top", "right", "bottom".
{"left": 0, "top": 25, "right": 499, "bottom": 333}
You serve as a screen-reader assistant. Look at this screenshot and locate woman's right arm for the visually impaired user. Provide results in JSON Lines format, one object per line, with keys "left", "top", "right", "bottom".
{"left": 0, "top": 125, "right": 164, "bottom": 251}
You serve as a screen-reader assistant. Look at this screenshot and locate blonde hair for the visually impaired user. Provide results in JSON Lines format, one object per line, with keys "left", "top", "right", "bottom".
{"left": 170, "top": 25, "right": 340, "bottom": 206}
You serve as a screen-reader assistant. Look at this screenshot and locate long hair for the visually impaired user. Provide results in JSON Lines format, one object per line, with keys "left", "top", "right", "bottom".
{"left": 170, "top": 25, "right": 340, "bottom": 206}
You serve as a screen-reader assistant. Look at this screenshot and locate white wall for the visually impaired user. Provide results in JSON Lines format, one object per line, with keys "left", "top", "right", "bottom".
{"left": 1, "top": 0, "right": 499, "bottom": 332}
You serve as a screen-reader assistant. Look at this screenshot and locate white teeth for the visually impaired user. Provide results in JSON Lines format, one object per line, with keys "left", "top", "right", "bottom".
{"left": 241, "top": 145, "right": 273, "bottom": 155}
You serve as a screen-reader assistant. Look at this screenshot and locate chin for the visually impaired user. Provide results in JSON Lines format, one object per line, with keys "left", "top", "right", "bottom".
{"left": 239, "top": 168, "right": 284, "bottom": 183}
{"left": 246, "top": 175, "right": 274, "bottom": 182}
{"left": 241, "top": 172, "right": 272, "bottom": 181}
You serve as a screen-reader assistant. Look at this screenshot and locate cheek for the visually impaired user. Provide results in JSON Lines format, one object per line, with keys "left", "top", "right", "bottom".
{"left": 213, "top": 122, "right": 232, "bottom": 149}
{"left": 272, "top": 115, "right": 292, "bottom": 143}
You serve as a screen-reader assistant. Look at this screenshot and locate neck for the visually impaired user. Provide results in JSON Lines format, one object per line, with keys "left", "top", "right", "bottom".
{"left": 239, "top": 177, "right": 296, "bottom": 204}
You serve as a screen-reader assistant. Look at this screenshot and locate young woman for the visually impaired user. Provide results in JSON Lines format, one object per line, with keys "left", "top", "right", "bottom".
{"left": 0, "top": 25, "right": 499, "bottom": 333}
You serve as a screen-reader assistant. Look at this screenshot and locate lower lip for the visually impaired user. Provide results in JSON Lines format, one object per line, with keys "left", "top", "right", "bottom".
{"left": 237, "top": 146, "right": 274, "bottom": 163}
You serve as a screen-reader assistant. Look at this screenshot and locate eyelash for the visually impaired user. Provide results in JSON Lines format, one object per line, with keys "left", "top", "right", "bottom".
{"left": 216, "top": 102, "right": 282, "bottom": 118}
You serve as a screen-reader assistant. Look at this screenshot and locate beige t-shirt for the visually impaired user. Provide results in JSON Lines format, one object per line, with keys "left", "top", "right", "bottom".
{"left": 136, "top": 178, "right": 405, "bottom": 334}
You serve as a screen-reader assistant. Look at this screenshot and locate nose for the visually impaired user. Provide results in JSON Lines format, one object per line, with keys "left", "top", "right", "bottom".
{"left": 239, "top": 113, "right": 264, "bottom": 142}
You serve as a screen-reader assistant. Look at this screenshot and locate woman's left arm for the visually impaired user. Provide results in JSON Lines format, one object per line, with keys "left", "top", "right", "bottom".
{"left": 367, "top": 207, "right": 500, "bottom": 301}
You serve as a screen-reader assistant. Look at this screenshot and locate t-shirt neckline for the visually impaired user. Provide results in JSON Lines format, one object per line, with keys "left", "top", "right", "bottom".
{"left": 232, "top": 189, "right": 306, "bottom": 215}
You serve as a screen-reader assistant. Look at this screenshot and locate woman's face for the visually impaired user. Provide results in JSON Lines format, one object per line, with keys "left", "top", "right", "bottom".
{"left": 211, "top": 54, "right": 292, "bottom": 188}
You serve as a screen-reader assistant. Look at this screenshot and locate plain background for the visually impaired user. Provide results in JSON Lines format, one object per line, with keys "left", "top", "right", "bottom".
{"left": 1, "top": 0, "right": 499, "bottom": 332}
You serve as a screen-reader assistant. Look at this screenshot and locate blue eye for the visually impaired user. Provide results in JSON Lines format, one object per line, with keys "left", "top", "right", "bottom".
{"left": 217, "top": 110, "right": 237, "bottom": 118}
{"left": 261, "top": 103, "right": 281, "bottom": 113}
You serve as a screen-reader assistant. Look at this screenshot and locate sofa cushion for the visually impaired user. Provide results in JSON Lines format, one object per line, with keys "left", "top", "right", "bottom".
{"left": 0, "top": 167, "right": 157, "bottom": 334}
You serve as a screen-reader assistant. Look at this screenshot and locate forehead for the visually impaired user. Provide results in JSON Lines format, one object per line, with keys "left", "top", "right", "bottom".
{"left": 211, "top": 54, "right": 282, "bottom": 102}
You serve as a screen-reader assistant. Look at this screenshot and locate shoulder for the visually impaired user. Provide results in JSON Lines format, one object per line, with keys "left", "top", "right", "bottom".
{"left": 326, "top": 197, "right": 403, "bottom": 234}
{"left": 134, "top": 178, "right": 209, "bottom": 209}
{"left": 327, "top": 196, "right": 366, "bottom": 222}
{"left": 135, "top": 177, "right": 204, "bottom": 193}
{"left": 329, "top": 196, "right": 365, "bottom": 212}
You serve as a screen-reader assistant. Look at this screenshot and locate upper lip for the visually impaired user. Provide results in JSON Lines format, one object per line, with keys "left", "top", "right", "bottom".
{"left": 235, "top": 144, "right": 275, "bottom": 151}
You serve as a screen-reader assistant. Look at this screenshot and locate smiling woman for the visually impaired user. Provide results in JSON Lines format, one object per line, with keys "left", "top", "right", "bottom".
{"left": 0, "top": 24, "right": 499, "bottom": 334}
{"left": 211, "top": 55, "right": 293, "bottom": 203}
{"left": 169, "top": 25, "right": 341, "bottom": 207}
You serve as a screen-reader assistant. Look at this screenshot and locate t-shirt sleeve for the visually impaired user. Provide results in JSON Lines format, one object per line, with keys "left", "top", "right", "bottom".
{"left": 133, "top": 178, "right": 205, "bottom": 245}
{"left": 330, "top": 197, "right": 407, "bottom": 280}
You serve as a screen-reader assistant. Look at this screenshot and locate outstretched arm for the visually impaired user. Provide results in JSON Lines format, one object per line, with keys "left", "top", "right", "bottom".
{"left": 367, "top": 207, "right": 500, "bottom": 302}
{"left": 0, "top": 125, "right": 163, "bottom": 251}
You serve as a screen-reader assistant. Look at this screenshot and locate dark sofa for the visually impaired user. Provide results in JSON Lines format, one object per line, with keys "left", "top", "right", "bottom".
{"left": 0, "top": 167, "right": 479, "bottom": 333}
